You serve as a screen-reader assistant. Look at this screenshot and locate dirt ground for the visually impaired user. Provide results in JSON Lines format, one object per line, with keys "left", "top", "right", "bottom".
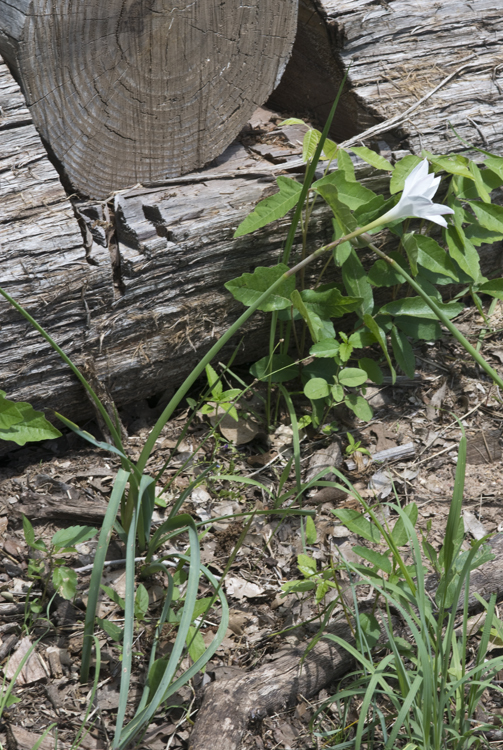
{"left": 2, "top": 302, "right": 503, "bottom": 750}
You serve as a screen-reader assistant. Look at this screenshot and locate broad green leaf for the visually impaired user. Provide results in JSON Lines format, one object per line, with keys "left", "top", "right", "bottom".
{"left": 98, "top": 617, "right": 124, "bottom": 643}
{"left": 477, "top": 278, "right": 503, "bottom": 300}
{"left": 303, "top": 128, "right": 322, "bottom": 161}
{"left": 342, "top": 250, "right": 373, "bottom": 316}
{"left": 0, "top": 391, "right": 62, "bottom": 446}
{"left": 322, "top": 138, "right": 339, "bottom": 161}
{"left": 250, "top": 353, "right": 298, "bottom": 382}
{"left": 391, "top": 326, "right": 415, "bottom": 378}
{"left": 316, "top": 184, "right": 358, "bottom": 234}
{"left": 306, "top": 516, "right": 317, "bottom": 544}
{"left": 331, "top": 383, "right": 344, "bottom": 402}
{"left": 367, "top": 251, "right": 409, "bottom": 287}
{"left": 349, "top": 146, "right": 393, "bottom": 171}
{"left": 279, "top": 118, "right": 306, "bottom": 126}
{"left": 353, "top": 545, "right": 392, "bottom": 574}
{"left": 101, "top": 584, "right": 126, "bottom": 610}
{"left": 358, "top": 358, "right": 383, "bottom": 385}
{"left": 353, "top": 194, "right": 387, "bottom": 226}
{"left": 402, "top": 232, "right": 419, "bottom": 276}
{"left": 423, "top": 151, "right": 473, "bottom": 180}
{"left": 291, "top": 289, "right": 321, "bottom": 343}
{"left": 338, "top": 368, "right": 368, "bottom": 387}
{"left": 484, "top": 154, "right": 503, "bottom": 181}
{"left": 205, "top": 364, "right": 222, "bottom": 398}
{"left": 413, "top": 274, "right": 442, "bottom": 303}
{"left": 363, "top": 314, "right": 395, "bottom": 379}
{"left": 52, "top": 526, "right": 97, "bottom": 551}
{"left": 301, "top": 288, "right": 363, "bottom": 318}
{"left": 445, "top": 225, "right": 483, "bottom": 282}
{"left": 233, "top": 176, "right": 302, "bottom": 237}
{"left": 314, "top": 171, "right": 377, "bottom": 210}
{"left": 336, "top": 148, "right": 356, "bottom": 181}
{"left": 453, "top": 170, "right": 503, "bottom": 200}
{"left": 415, "top": 235, "right": 460, "bottom": 281}
{"left": 395, "top": 316, "right": 442, "bottom": 341}
{"left": 332, "top": 508, "right": 381, "bottom": 543}
{"left": 298, "top": 553, "right": 317, "bottom": 578}
{"left": 310, "top": 339, "right": 340, "bottom": 358}
{"left": 356, "top": 612, "right": 381, "bottom": 650}
{"left": 390, "top": 155, "right": 423, "bottom": 194}
{"left": 135, "top": 583, "right": 149, "bottom": 619}
{"left": 315, "top": 580, "right": 330, "bottom": 603}
{"left": 345, "top": 394, "right": 373, "bottom": 421}
{"left": 339, "top": 340, "right": 353, "bottom": 362}
{"left": 391, "top": 503, "right": 419, "bottom": 547}
{"left": 22, "top": 515, "right": 36, "bottom": 547}
{"left": 282, "top": 579, "right": 316, "bottom": 594}
{"left": 379, "top": 297, "right": 463, "bottom": 320}
{"left": 349, "top": 329, "right": 377, "bottom": 348}
{"left": 52, "top": 566, "right": 77, "bottom": 600}
{"left": 465, "top": 222, "right": 503, "bottom": 247}
{"left": 304, "top": 377, "right": 330, "bottom": 400}
{"left": 332, "top": 220, "right": 353, "bottom": 267}
{"left": 467, "top": 200, "right": 503, "bottom": 234}
{"left": 186, "top": 626, "right": 206, "bottom": 664}
{"left": 469, "top": 161, "right": 491, "bottom": 203}
{"left": 224, "top": 264, "right": 294, "bottom": 311}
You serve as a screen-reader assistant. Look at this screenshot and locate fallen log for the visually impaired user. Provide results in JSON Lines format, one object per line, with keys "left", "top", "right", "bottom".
{"left": 0, "top": 0, "right": 297, "bottom": 199}
{"left": 188, "top": 533, "right": 503, "bottom": 750}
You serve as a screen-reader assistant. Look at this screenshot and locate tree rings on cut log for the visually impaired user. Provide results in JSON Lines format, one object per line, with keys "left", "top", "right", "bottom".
{"left": 2, "top": 0, "right": 297, "bottom": 199}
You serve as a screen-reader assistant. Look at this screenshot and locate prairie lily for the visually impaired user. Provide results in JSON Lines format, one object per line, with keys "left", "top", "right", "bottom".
{"left": 378, "top": 158, "right": 455, "bottom": 227}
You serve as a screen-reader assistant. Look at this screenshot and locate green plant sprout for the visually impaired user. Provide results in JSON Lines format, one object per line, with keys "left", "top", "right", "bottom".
{"left": 345, "top": 432, "right": 372, "bottom": 458}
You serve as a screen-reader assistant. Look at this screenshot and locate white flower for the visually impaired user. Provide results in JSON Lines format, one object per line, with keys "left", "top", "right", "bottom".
{"left": 379, "top": 158, "right": 455, "bottom": 227}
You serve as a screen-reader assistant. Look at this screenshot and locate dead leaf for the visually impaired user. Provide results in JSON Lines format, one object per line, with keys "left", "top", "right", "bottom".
{"left": 463, "top": 510, "right": 488, "bottom": 540}
{"left": 466, "top": 431, "right": 501, "bottom": 464}
{"left": 225, "top": 575, "right": 265, "bottom": 600}
{"left": 210, "top": 407, "right": 261, "bottom": 445}
{"left": 426, "top": 381, "right": 447, "bottom": 420}
{"left": 5, "top": 637, "right": 47, "bottom": 685}
{"left": 305, "top": 440, "right": 343, "bottom": 483}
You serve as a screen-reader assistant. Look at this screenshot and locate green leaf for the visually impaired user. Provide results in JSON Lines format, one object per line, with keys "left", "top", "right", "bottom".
{"left": 52, "top": 525, "right": 97, "bottom": 551}
{"left": 336, "top": 148, "right": 356, "bottom": 181}
{"left": 358, "top": 358, "right": 383, "bottom": 385}
{"left": 224, "top": 264, "right": 294, "bottom": 312}
{"left": 342, "top": 250, "right": 373, "bottom": 317}
{"left": 402, "top": 233, "right": 419, "bottom": 276}
{"left": 303, "top": 129, "right": 321, "bottom": 162}
{"left": 304, "top": 378, "right": 330, "bottom": 400}
{"left": 100, "top": 584, "right": 126, "bottom": 610}
{"left": 345, "top": 394, "right": 373, "bottom": 421}
{"left": 349, "top": 329, "right": 377, "bottom": 348}
{"left": 391, "top": 326, "right": 415, "bottom": 378}
{"left": 282, "top": 579, "right": 316, "bottom": 594}
{"left": 310, "top": 339, "right": 340, "bottom": 358}
{"left": 379, "top": 297, "right": 463, "bottom": 320}
{"left": 423, "top": 152, "right": 473, "bottom": 180}
{"left": 322, "top": 138, "right": 339, "bottom": 161}
{"left": 331, "top": 383, "right": 344, "bottom": 402}
{"left": 0, "top": 391, "right": 62, "bottom": 446}
{"left": 300, "top": 288, "right": 363, "bottom": 318}
{"left": 367, "top": 252, "right": 409, "bottom": 287}
{"left": 477, "top": 278, "right": 503, "bottom": 300}
{"left": 186, "top": 626, "right": 207, "bottom": 664}
{"left": 353, "top": 194, "right": 388, "bottom": 226}
{"left": 22, "top": 515, "right": 36, "bottom": 547}
{"left": 52, "top": 566, "right": 77, "bottom": 600}
{"left": 391, "top": 503, "right": 419, "bottom": 547}
{"left": 415, "top": 235, "right": 460, "bottom": 281}
{"left": 467, "top": 200, "right": 503, "bottom": 234}
{"left": 279, "top": 118, "right": 306, "bottom": 126}
{"left": 205, "top": 364, "right": 222, "bottom": 398}
{"left": 338, "top": 368, "right": 368, "bottom": 387}
{"left": 339, "top": 340, "right": 353, "bottom": 362}
{"left": 314, "top": 171, "right": 377, "bottom": 210}
{"left": 291, "top": 289, "right": 322, "bottom": 344}
{"left": 445, "top": 225, "right": 483, "bottom": 282}
{"left": 469, "top": 161, "right": 491, "bottom": 203}
{"left": 306, "top": 516, "right": 317, "bottom": 545}
{"left": 135, "top": 583, "right": 149, "bottom": 619}
{"left": 349, "top": 146, "right": 393, "bottom": 171}
{"left": 484, "top": 154, "right": 503, "bottom": 181}
{"left": 315, "top": 580, "right": 330, "bottom": 602}
{"left": 363, "top": 314, "right": 395, "bottom": 380}
{"left": 332, "top": 509, "right": 381, "bottom": 543}
{"left": 233, "top": 176, "right": 302, "bottom": 237}
{"left": 97, "top": 617, "right": 124, "bottom": 643}
{"left": 390, "top": 155, "right": 423, "bottom": 194}
{"left": 395, "top": 316, "right": 442, "bottom": 341}
{"left": 356, "top": 612, "right": 381, "bottom": 650}
{"left": 298, "top": 553, "right": 317, "bottom": 578}
{"left": 250, "top": 354, "right": 298, "bottom": 382}
{"left": 353, "top": 545, "right": 391, "bottom": 574}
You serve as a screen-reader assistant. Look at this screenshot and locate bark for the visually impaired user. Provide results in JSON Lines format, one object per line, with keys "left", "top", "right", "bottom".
{"left": 0, "top": 0, "right": 297, "bottom": 199}
{"left": 188, "top": 533, "right": 503, "bottom": 750}
{"left": 270, "top": 0, "right": 503, "bottom": 156}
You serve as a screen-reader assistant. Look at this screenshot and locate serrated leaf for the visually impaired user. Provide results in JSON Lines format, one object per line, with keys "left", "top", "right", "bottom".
{"left": 332, "top": 508, "right": 381, "bottom": 543}
{"left": 224, "top": 264, "right": 294, "bottom": 311}
{"left": 353, "top": 545, "right": 392, "bottom": 574}
{"left": 415, "top": 235, "right": 460, "bottom": 281}
{"left": 315, "top": 580, "right": 330, "bottom": 603}
{"left": 304, "top": 377, "right": 330, "bottom": 400}
{"left": 310, "top": 339, "right": 340, "bottom": 358}
{"left": 349, "top": 146, "right": 393, "bottom": 171}
{"left": 0, "top": 391, "right": 62, "bottom": 446}
{"left": 338, "top": 368, "right": 368, "bottom": 387}
{"left": 52, "top": 566, "right": 77, "bottom": 600}
{"left": 391, "top": 503, "right": 419, "bottom": 546}
{"left": 358, "top": 358, "right": 383, "bottom": 385}
{"left": 234, "top": 176, "right": 302, "bottom": 237}
{"left": 250, "top": 354, "right": 298, "bottom": 382}
{"left": 390, "top": 155, "right": 423, "bottom": 194}
{"left": 379, "top": 296, "right": 463, "bottom": 320}
{"left": 342, "top": 250, "right": 373, "bottom": 317}
{"left": 298, "top": 553, "right": 317, "bottom": 578}
{"left": 303, "top": 129, "right": 322, "bottom": 162}
{"left": 345, "top": 394, "right": 373, "bottom": 421}
{"left": 314, "top": 183, "right": 359, "bottom": 233}
{"left": 467, "top": 200, "right": 503, "bottom": 234}
{"left": 306, "top": 516, "right": 317, "bottom": 544}
{"left": 391, "top": 326, "right": 416, "bottom": 378}
{"left": 52, "top": 525, "right": 97, "bottom": 551}
{"left": 301, "top": 288, "right": 363, "bottom": 318}
{"left": 339, "top": 340, "right": 353, "bottom": 362}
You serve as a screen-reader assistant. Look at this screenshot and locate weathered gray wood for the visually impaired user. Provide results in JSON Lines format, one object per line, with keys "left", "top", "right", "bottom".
{"left": 270, "top": 0, "right": 503, "bottom": 157}
{"left": 0, "top": 0, "right": 297, "bottom": 199}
